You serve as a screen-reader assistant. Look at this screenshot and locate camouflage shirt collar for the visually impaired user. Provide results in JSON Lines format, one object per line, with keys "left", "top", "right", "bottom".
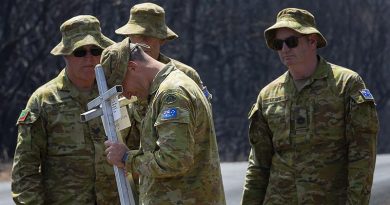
{"left": 56, "top": 69, "right": 73, "bottom": 90}
{"left": 158, "top": 53, "right": 180, "bottom": 69}
{"left": 157, "top": 53, "right": 171, "bottom": 64}
{"left": 149, "top": 64, "right": 176, "bottom": 96}
{"left": 310, "top": 56, "right": 329, "bottom": 80}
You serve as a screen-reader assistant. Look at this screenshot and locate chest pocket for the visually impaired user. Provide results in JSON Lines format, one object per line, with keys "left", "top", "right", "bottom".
{"left": 312, "top": 89, "right": 345, "bottom": 142}
{"left": 262, "top": 96, "right": 291, "bottom": 149}
{"left": 45, "top": 101, "right": 85, "bottom": 156}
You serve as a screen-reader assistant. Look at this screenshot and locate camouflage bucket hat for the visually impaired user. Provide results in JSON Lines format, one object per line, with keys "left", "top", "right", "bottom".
{"left": 264, "top": 8, "right": 327, "bottom": 49}
{"left": 115, "top": 3, "right": 178, "bottom": 40}
{"left": 100, "top": 38, "right": 149, "bottom": 88}
{"left": 51, "top": 15, "right": 114, "bottom": 56}
{"left": 100, "top": 38, "right": 131, "bottom": 88}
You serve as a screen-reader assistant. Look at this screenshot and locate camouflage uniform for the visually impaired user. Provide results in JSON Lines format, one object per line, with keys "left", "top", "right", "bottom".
{"left": 242, "top": 8, "right": 379, "bottom": 205}
{"left": 120, "top": 54, "right": 207, "bottom": 155}
{"left": 126, "top": 64, "right": 225, "bottom": 205}
{"left": 100, "top": 40, "right": 226, "bottom": 205}
{"left": 242, "top": 57, "right": 378, "bottom": 205}
{"left": 11, "top": 15, "right": 118, "bottom": 204}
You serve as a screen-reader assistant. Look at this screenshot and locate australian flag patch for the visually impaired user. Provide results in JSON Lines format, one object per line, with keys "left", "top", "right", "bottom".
{"left": 202, "top": 86, "right": 212, "bottom": 100}
{"left": 162, "top": 108, "right": 178, "bottom": 120}
{"left": 360, "top": 89, "right": 374, "bottom": 100}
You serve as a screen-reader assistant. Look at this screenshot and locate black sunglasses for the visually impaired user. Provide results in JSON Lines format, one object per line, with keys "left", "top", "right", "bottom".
{"left": 272, "top": 35, "right": 305, "bottom": 50}
{"left": 73, "top": 47, "right": 103, "bottom": 57}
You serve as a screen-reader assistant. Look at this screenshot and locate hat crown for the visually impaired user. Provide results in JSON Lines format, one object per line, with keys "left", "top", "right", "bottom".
{"left": 115, "top": 3, "right": 178, "bottom": 40}
{"left": 129, "top": 3, "right": 166, "bottom": 26}
{"left": 264, "top": 8, "right": 327, "bottom": 49}
{"left": 129, "top": 3, "right": 166, "bottom": 24}
{"left": 131, "top": 3, "right": 165, "bottom": 17}
{"left": 60, "top": 15, "right": 101, "bottom": 40}
{"left": 50, "top": 15, "right": 114, "bottom": 56}
{"left": 277, "top": 8, "right": 316, "bottom": 27}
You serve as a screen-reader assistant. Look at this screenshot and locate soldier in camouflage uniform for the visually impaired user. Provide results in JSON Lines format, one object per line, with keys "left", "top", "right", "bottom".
{"left": 101, "top": 38, "right": 226, "bottom": 205}
{"left": 11, "top": 15, "right": 120, "bottom": 204}
{"left": 116, "top": 2, "right": 212, "bottom": 145}
{"left": 241, "top": 8, "right": 379, "bottom": 205}
{"left": 116, "top": 3, "right": 212, "bottom": 195}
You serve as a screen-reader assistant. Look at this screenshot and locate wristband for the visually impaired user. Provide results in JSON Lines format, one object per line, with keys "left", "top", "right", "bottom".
{"left": 121, "top": 152, "right": 129, "bottom": 164}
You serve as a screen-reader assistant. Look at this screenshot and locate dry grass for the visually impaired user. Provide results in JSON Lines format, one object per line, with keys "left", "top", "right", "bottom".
{"left": 0, "top": 162, "right": 12, "bottom": 182}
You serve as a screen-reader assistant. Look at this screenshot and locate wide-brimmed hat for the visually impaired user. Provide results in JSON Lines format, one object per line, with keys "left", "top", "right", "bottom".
{"left": 51, "top": 15, "right": 114, "bottom": 56}
{"left": 100, "top": 38, "right": 150, "bottom": 88}
{"left": 115, "top": 3, "right": 178, "bottom": 40}
{"left": 100, "top": 38, "right": 131, "bottom": 88}
{"left": 264, "top": 8, "right": 327, "bottom": 49}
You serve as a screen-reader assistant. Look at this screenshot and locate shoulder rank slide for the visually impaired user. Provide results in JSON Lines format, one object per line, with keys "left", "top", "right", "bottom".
{"left": 359, "top": 89, "right": 374, "bottom": 100}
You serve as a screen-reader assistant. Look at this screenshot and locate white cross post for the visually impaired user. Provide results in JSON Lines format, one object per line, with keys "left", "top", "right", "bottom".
{"left": 80, "top": 64, "right": 136, "bottom": 205}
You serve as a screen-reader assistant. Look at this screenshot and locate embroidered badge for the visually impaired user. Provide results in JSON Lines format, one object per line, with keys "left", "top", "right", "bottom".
{"left": 164, "top": 94, "right": 177, "bottom": 104}
{"left": 18, "top": 110, "right": 30, "bottom": 122}
{"left": 360, "top": 89, "right": 374, "bottom": 100}
{"left": 161, "top": 108, "right": 178, "bottom": 120}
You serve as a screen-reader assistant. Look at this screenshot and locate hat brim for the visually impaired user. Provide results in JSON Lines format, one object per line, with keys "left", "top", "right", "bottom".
{"left": 264, "top": 20, "right": 327, "bottom": 49}
{"left": 115, "top": 23, "right": 178, "bottom": 41}
{"left": 50, "top": 33, "right": 114, "bottom": 56}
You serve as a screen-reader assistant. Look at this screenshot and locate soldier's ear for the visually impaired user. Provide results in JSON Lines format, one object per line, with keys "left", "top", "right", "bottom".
{"left": 308, "top": 34, "right": 318, "bottom": 49}
{"left": 128, "top": 61, "right": 137, "bottom": 72}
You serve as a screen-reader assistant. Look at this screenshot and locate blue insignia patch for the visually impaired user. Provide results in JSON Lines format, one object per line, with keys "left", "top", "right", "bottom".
{"left": 203, "top": 88, "right": 210, "bottom": 98}
{"left": 161, "top": 108, "right": 178, "bottom": 120}
{"left": 202, "top": 86, "right": 212, "bottom": 100}
{"left": 360, "top": 89, "right": 374, "bottom": 100}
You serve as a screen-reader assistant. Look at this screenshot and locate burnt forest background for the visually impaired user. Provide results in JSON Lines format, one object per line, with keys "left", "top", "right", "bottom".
{"left": 1, "top": 0, "right": 389, "bottom": 161}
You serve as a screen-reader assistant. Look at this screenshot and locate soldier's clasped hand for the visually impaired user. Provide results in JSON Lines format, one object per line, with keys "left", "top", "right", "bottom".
{"left": 104, "top": 140, "right": 129, "bottom": 169}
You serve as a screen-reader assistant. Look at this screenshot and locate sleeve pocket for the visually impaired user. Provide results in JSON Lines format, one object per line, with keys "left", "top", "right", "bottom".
{"left": 350, "top": 93, "right": 375, "bottom": 105}
{"left": 349, "top": 93, "right": 378, "bottom": 134}
{"left": 16, "top": 110, "right": 40, "bottom": 151}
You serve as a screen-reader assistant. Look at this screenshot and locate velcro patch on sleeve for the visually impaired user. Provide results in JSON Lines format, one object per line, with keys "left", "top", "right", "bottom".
{"left": 202, "top": 86, "right": 212, "bottom": 100}
{"left": 18, "top": 110, "right": 30, "bottom": 122}
{"left": 164, "top": 94, "right": 177, "bottom": 104}
{"left": 359, "top": 89, "right": 374, "bottom": 100}
{"left": 161, "top": 108, "right": 178, "bottom": 120}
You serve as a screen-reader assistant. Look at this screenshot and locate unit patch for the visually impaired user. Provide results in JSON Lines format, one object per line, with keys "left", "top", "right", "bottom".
{"left": 18, "top": 110, "right": 30, "bottom": 122}
{"left": 161, "top": 108, "right": 178, "bottom": 120}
